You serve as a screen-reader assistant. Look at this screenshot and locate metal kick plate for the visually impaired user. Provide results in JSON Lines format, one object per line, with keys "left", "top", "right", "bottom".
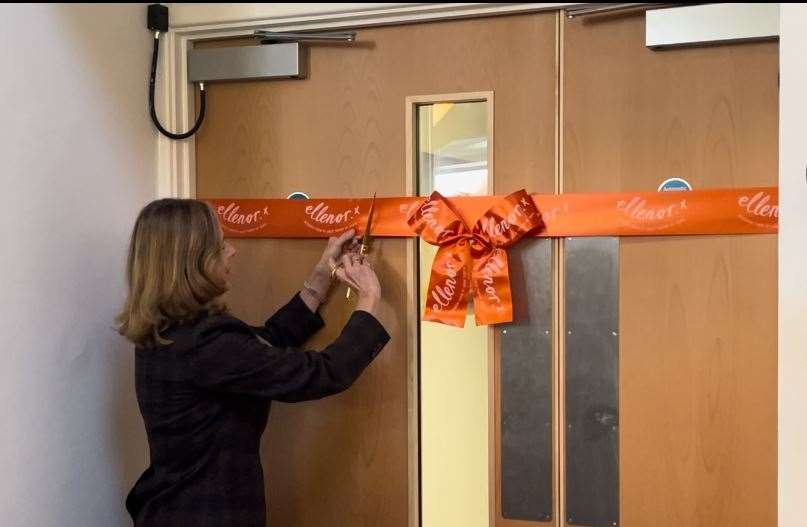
{"left": 565, "top": 237, "right": 619, "bottom": 527}
{"left": 500, "top": 239, "right": 553, "bottom": 522}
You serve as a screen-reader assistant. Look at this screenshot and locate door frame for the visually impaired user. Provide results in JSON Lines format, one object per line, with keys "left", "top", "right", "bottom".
{"left": 158, "top": 5, "right": 804, "bottom": 527}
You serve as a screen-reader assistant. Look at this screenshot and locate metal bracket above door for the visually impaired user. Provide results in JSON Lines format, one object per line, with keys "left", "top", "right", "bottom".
{"left": 646, "top": 3, "right": 779, "bottom": 49}
{"left": 188, "top": 31, "right": 357, "bottom": 83}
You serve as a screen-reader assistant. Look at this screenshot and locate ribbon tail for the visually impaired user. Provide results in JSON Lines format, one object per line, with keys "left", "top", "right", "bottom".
{"left": 472, "top": 248, "right": 513, "bottom": 325}
{"left": 423, "top": 244, "right": 472, "bottom": 328}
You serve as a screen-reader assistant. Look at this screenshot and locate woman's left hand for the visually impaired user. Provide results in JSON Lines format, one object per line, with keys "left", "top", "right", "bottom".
{"left": 320, "top": 229, "right": 358, "bottom": 270}
{"left": 306, "top": 229, "right": 358, "bottom": 297}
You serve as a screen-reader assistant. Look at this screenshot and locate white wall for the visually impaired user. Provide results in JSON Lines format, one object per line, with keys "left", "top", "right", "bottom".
{"left": 0, "top": 5, "right": 155, "bottom": 526}
{"left": 779, "top": 5, "right": 807, "bottom": 525}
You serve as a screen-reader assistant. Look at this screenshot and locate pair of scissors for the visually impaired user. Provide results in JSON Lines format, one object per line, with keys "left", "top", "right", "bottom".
{"left": 346, "top": 193, "right": 376, "bottom": 300}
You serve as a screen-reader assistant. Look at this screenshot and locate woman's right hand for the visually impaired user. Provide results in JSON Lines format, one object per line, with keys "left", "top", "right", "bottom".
{"left": 329, "top": 253, "right": 381, "bottom": 316}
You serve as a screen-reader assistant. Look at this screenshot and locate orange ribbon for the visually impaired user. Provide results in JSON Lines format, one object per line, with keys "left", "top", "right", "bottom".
{"left": 206, "top": 186, "right": 778, "bottom": 328}
{"left": 407, "top": 190, "right": 544, "bottom": 327}
{"left": 206, "top": 187, "right": 778, "bottom": 239}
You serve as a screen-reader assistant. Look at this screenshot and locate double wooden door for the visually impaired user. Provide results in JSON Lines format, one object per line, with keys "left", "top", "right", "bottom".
{"left": 195, "top": 9, "right": 776, "bottom": 527}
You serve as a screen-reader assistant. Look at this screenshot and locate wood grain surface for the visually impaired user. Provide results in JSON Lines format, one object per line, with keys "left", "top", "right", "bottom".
{"left": 196, "top": 12, "right": 558, "bottom": 527}
{"left": 563, "top": 12, "right": 777, "bottom": 527}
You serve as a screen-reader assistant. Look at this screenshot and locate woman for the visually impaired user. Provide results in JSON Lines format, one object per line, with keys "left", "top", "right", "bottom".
{"left": 118, "top": 198, "right": 389, "bottom": 526}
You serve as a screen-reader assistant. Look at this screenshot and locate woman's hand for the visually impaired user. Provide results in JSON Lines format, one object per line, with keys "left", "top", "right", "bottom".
{"left": 319, "top": 229, "right": 359, "bottom": 271}
{"left": 307, "top": 229, "right": 358, "bottom": 292}
{"left": 329, "top": 253, "right": 381, "bottom": 317}
{"left": 300, "top": 230, "right": 358, "bottom": 312}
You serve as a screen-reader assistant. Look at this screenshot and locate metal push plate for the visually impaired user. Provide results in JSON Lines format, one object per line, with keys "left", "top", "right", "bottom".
{"left": 565, "top": 237, "right": 619, "bottom": 527}
{"left": 500, "top": 239, "right": 553, "bottom": 522}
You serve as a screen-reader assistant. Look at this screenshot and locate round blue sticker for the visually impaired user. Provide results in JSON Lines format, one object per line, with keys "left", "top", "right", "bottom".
{"left": 657, "top": 178, "right": 692, "bottom": 192}
{"left": 287, "top": 191, "right": 310, "bottom": 200}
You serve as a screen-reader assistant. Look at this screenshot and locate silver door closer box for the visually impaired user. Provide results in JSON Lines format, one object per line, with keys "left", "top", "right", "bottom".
{"left": 188, "top": 42, "right": 306, "bottom": 83}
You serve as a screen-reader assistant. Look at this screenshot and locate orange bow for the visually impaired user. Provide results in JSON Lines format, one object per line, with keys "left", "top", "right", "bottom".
{"left": 408, "top": 190, "right": 544, "bottom": 327}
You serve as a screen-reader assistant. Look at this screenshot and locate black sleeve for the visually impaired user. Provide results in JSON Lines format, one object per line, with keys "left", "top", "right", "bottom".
{"left": 187, "top": 311, "right": 390, "bottom": 402}
{"left": 253, "top": 293, "right": 324, "bottom": 348}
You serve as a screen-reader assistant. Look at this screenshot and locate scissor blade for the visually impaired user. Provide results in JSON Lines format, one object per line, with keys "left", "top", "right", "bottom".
{"left": 362, "top": 193, "right": 376, "bottom": 246}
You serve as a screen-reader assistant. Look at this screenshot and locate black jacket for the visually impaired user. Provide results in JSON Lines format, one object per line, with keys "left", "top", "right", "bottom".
{"left": 125, "top": 294, "right": 390, "bottom": 526}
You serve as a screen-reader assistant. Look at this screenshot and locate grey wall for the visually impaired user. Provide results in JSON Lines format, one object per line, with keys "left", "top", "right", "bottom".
{"left": 0, "top": 4, "right": 156, "bottom": 525}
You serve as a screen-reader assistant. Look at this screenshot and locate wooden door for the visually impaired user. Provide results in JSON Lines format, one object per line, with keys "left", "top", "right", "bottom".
{"left": 194, "top": 9, "right": 777, "bottom": 527}
{"left": 563, "top": 12, "right": 777, "bottom": 527}
{"left": 195, "top": 13, "right": 558, "bottom": 527}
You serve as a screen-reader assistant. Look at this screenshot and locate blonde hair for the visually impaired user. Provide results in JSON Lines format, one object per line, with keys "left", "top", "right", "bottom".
{"left": 117, "top": 199, "right": 227, "bottom": 348}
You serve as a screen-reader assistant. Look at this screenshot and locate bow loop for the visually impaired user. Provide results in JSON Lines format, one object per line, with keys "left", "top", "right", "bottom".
{"left": 409, "top": 190, "right": 544, "bottom": 327}
{"left": 472, "top": 190, "right": 543, "bottom": 250}
{"left": 407, "top": 191, "right": 469, "bottom": 246}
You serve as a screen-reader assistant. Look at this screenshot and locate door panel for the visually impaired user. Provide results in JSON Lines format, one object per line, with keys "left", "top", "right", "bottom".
{"left": 195, "top": 12, "right": 558, "bottom": 527}
{"left": 563, "top": 12, "right": 777, "bottom": 527}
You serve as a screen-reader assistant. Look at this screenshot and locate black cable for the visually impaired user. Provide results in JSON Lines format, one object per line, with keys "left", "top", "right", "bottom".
{"left": 149, "top": 32, "right": 205, "bottom": 140}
